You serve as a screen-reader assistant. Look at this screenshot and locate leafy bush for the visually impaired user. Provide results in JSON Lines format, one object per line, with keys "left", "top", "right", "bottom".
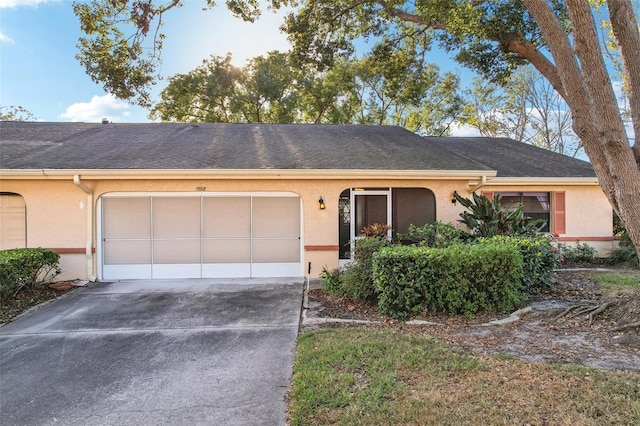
{"left": 607, "top": 234, "right": 639, "bottom": 268}
{"left": 0, "top": 248, "right": 61, "bottom": 297}
{"left": 396, "top": 221, "right": 467, "bottom": 247}
{"left": 481, "top": 235, "right": 558, "bottom": 292}
{"left": 341, "top": 237, "right": 391, "bottom": 301}
{"left": 373, "top": 242, "right": 525, "bottom": 321}
{"left": 453, "top": 191, "right": 546, "bottom": 237}
{"left": 319, "top": 237, "right": 391, "bottom": 301}
{"left": 319, "top": 267, "right": 343, "bottom": 296}
{"left": 558, "top": 242, "right": 597, "bottom": 266}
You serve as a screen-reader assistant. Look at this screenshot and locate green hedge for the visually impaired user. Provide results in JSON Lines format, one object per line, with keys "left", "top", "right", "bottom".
{"left": 0, "top": 248, "right": 61, "bottom": 297}
{"left": 373, "top": 242, "right": 525, "bottom": 321}
{"left": 480, "top": 235, "right": 557, "bottom": 292}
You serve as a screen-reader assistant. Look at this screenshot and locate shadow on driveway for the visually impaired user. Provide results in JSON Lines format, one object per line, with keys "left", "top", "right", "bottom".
{"left": 0, "top": 279, "right": 304, "bottom": 426}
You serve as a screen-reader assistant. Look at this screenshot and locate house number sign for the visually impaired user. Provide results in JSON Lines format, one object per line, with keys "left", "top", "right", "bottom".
{"left": 196, "top": 187, "right": 206, "bottom": 191}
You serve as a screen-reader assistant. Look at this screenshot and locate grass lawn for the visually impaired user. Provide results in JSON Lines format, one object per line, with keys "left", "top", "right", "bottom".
{"left": 290, "top": 268, "right": 640, "bottom": 426}
{"left": 289, "top": 327, "right": 640, "bottom": 425}
{"left": 589, "top": 270, "right": 639, "bottom": 297}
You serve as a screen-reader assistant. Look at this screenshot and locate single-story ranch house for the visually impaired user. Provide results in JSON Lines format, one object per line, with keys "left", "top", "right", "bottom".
{"left": 0, "top": 122, "right": 614, "bottom": 282}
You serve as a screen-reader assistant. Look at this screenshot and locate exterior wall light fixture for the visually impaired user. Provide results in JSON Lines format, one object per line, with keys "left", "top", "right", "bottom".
{"left": 319, "top": 197, "right": 326, "bottom": 210}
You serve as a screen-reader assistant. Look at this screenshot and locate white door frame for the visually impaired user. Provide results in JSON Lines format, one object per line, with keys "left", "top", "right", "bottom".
{"left": 348, "top": 188, "right": 392, "bottom": 256}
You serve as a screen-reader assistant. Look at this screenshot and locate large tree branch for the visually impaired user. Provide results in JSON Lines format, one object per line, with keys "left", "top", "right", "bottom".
{"left": 376, "top": 0, "right": 563, "bottom": 97}
{"left": 377, "top": 0, "right": 446, "bottom": 29}
{"left": 504, "top": 38, "right": 564, "bottom": 99}
{"left": 607, "top": 0, "right": 640, "bottom": 165}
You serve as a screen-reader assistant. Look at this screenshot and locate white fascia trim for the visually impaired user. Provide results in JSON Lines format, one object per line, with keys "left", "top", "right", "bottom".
{"left": 484, "top": 177, "right": 599, "bottom": 186}
{"left": 0, "top": 168, "right": 498, "bottom": 181}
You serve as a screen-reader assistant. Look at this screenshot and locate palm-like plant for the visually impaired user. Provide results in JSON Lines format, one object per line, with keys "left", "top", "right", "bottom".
{"left": 453, "top": 191, "right": 546, "bottom": 237}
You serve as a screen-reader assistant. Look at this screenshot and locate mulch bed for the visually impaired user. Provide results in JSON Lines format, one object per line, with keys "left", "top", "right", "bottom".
{"left": 0, "top": 284, "right": 76, "bottom": 324}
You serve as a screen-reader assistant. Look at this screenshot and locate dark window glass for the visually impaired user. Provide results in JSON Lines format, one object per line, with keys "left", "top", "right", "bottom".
{"left": 496, "top": 192, "right": 550, "bottom": 232}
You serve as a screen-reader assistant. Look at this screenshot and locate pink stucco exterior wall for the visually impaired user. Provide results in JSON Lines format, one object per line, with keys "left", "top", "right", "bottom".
{"left": 0, "top": 175, "right": 614, "bottom": 281}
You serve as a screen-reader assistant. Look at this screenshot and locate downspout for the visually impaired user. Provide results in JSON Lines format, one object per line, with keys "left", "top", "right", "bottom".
{"left": 470, "top": 175, "right": 488, "bottom": 193}
{"left": 73, "top": 175, "right": 97, "bottom": 282}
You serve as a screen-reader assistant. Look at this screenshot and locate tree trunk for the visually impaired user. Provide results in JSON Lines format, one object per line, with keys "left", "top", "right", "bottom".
{"left": 522, "top": 0, "right": 640, "bottom": 325}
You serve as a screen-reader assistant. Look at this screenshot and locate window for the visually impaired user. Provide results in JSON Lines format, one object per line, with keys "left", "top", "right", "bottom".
{"left": 495, "top": 192, "right": 550, "bottom": 232}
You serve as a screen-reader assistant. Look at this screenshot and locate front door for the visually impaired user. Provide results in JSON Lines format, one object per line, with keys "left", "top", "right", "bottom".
{"left": 339, "top": 189, "right": 391, "bottom": 260}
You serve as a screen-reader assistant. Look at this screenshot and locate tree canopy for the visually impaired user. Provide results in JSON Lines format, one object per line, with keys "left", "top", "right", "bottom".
{"left": 150, "top": 50, "right": 464, "bottom": 134}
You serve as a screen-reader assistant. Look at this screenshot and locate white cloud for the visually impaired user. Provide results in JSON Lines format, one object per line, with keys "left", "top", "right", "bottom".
{"left": 449, "top": 122, "right": 482, "bottom": 137}
{"left": 0, "top": 0, "right": 56, "bottom": 8}
{"left": 0, "top": 32, "right": 14, "bottom": 43}
{"left": 58, "top": 94, "right": 131, "bottom": 123}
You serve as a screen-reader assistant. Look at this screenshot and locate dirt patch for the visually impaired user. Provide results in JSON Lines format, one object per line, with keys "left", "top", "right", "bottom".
{"left": 0, "top": 284, "right": 77, "bottom": 324}
{"left": 302, "top": 269, "right": 640, "bottom": 373}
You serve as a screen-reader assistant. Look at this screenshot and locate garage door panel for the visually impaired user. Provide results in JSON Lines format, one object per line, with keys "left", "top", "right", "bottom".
{"left": 103, "top": 198, "right": 150, "bottom": 239}
{"left": 203, "top": 239, "right": 251, "bottom": 263}
{"left": 153, "top": 239, "right": 200, "bottom": 264}
{"left": 153, "top": 197, "right": 200, "bottom": 238}
{"left": 152, "top": 264, "right": 202, "bottom": 279}
{"left": 202, "top": 263, "right": 252, "bottom": 278}
{"left": 253, "top": 239, "right": 300, "bottom": 263}
{"left": 203, "top": 197, "right": 251, "bottom": 238}
{"left": 252, "top": 263, "right": 301, "bottom": 277}
{"left": 252, "top": 197, "right": 300, "bottom": 238}
{"left": 103, "top": 264, "right": 152, "bottom": 280}
{"left": 104, "top": 240, "right": 151, "bottom": 264}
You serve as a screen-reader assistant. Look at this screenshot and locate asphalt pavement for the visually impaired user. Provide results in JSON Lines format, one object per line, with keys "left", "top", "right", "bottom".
{"left": 0, "top": 278, "right": 304, "bottom": 426}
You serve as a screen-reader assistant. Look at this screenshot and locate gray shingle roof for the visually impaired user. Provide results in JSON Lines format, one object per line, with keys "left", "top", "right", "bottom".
{"left": 0, "top": 122, "right": 595, "bottom": 178}
{"left": 429, "top": 136, "right": 596, "bottom": 178}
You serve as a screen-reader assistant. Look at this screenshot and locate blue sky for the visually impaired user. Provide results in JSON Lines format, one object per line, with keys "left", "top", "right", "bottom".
{"left": 0, "top": 0, "right": 294, "bottom": 122}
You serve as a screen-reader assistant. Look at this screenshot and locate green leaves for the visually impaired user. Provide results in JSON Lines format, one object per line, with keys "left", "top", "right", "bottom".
{"left": 0, "top": 248, "right": 61, "bottom": 297}
{"left": 373, "top": 242, "right": 526, "bottom": 320}
{"left": 453, "top": 191, "right": 546, "bottom": 238}
{"left": 150, "top": 50, "right": 463, "bottom": 130}
{"left": 73, "top": 0, "right": 167, "bottom": 107}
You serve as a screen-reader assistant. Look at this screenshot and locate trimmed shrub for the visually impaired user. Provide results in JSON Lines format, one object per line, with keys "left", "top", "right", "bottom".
{"left": 0, "top": 248, "right": 61, "bottom": 297}
{"left": 373, "top": 242, "right": 525, "bottom": 321}
{"left": 480, "top": 235, "right": 558, "bottom": 292}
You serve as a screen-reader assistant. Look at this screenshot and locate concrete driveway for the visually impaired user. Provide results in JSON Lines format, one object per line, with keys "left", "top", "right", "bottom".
{"left": 0, "top": 278, "right": 304, "bottom": 426}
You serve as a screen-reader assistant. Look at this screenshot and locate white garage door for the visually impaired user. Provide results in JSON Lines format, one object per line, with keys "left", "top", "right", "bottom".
{"left": 100, "top": 193, "right": 302, "bottom": 280}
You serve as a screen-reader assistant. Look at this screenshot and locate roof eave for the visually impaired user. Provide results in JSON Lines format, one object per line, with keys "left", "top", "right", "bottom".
{"left": 485, "top": 176, "right": 599, "bottom": 186}
{"left": 0, "top": 168, "right": 497, "bottom": 181}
